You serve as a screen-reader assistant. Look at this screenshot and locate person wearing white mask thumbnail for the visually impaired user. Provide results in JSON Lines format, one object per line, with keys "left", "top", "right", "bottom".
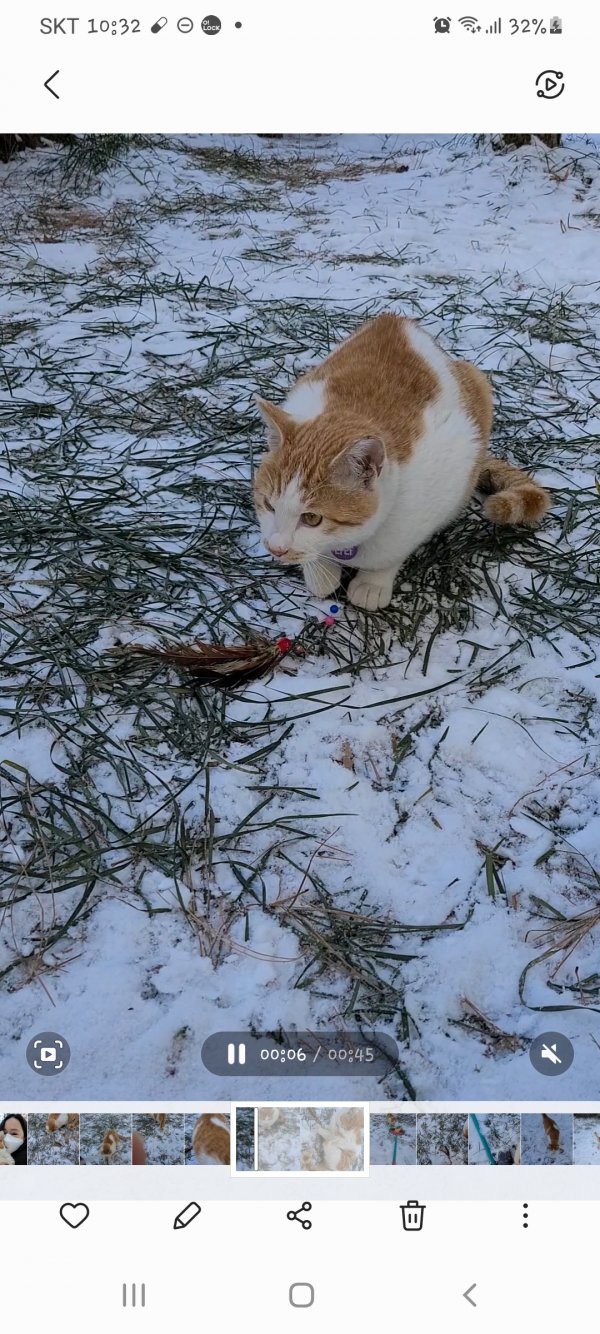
{"left": 0, "top": 1114, "right": 27, "bottom": 1165}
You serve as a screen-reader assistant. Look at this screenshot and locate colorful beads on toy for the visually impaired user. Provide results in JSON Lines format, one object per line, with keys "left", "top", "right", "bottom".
{"left": 276, "top": 636, "right": 292, "bottom": 653}
{"left": 323, "top": 615, "right": 336, "bottom": 626}
{"left": 329, "top": 604, "right": 339, "bottom": 614}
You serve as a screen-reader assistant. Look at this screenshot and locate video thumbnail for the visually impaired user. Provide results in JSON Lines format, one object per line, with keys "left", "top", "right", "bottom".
{"left": 0, "top": 132, "right": 598, "bottom": 1102}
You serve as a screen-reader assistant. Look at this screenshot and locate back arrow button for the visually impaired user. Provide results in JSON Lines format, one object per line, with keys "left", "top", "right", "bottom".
{"left": 463, "top": 1283, "right": 477, "bottom": 1307}
{"left": 44, "top": 70, "right": 60, "bottom": 99}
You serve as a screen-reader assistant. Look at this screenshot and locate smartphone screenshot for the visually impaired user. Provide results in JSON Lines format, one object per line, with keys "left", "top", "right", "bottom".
{"left": 1, "top": 3, "right": 599, "bottom": 1329}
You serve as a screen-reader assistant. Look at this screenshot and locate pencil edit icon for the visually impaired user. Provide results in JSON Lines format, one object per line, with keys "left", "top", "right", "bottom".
{"left": 173, "top": 1202, "right": 202, "bottom": 1230}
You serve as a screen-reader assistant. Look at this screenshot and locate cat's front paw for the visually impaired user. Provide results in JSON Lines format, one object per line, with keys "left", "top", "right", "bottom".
{"left": 348, "top": 571, "right": 395, "bottom": 611}
{"left": 303, "top": 558, "right": 341, "bottom": 598}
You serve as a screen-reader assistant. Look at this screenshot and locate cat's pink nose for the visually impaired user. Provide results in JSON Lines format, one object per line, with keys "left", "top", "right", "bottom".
{"left": 268, "top": 542, "right": 289, "bottom": 557}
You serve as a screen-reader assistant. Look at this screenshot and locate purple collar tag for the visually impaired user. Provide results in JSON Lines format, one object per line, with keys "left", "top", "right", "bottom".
{"left": 331, "top": 545, "right": 358, "bottom": 562}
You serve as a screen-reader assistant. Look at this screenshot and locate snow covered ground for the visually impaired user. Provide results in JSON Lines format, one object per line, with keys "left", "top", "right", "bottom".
{"left": 132, "top": 1113, "right": 185, "bottom": 1165}
{"left": 27, "top": 1112, "right": 80, "bottom": 1165}
{"left": 573, "top": 1114, "right": 600, "bottom": 1164}
{"left": 79, "top": 1113, "right": 132, "bottom": 1164}
{"left": 0, "top": 133, "right": 599, "bottom": 1101}
{"left": 370, "top": 1113, "right": 417, "bottom": 1165}
{"left": 256, "top": 1106, "right": 364, "bottom": 1171}
{"left": 417, "top": 1113, "right": 469, "bottom": 1164}
{"left": 468, "top": 1113, "right": 520, "bottom": 1165}
{"left": 235, "top": 1108, "right": 256, "bottom": 1170}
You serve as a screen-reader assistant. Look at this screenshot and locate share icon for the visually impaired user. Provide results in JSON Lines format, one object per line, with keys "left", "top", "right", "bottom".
{"left": 287, "top": 1202, "right": 312, "bottom": 1229}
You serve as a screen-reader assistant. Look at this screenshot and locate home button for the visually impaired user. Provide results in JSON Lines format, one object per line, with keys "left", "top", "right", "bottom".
{"left": 289, "top": 1283, "right": 315, "bottom": 1308}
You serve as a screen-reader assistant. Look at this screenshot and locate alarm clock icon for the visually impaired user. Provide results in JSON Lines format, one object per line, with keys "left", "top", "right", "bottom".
{"left": 434, "top": 17, "right": 451, "bottom": 33}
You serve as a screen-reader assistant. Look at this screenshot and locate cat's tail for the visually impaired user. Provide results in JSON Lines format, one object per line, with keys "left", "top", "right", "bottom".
{"left": 477, "top": 456, "right": 550, "bottom": 526}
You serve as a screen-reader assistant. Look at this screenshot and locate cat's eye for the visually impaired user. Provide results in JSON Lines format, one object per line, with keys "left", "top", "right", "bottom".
{"left": 263, "top": 499, "right": 275, "bottom": 512}
{"left": 300, "top": 512, "right": 322, "bottom": 527}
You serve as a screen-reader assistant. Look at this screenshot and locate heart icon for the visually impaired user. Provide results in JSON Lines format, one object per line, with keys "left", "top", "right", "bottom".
{"left": 59, "top": 1202, "right": 90, "bottom": 1229}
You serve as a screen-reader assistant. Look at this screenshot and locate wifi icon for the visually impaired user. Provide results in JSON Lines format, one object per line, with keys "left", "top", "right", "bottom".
{"left": 459, "top": 15, "right": 481, "bottom": 31}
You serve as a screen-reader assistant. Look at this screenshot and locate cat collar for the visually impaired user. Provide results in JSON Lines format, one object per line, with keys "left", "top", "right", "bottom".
{"left": 331, "top": 546, "right": 358, "bottom": 561}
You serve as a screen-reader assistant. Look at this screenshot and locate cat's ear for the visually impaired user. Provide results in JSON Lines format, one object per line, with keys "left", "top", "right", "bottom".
{"left": 254, "top": 396, "right": 290, "bottom": 450}
{"left": 331, "top": 437, "right": 385, "bottom": 490}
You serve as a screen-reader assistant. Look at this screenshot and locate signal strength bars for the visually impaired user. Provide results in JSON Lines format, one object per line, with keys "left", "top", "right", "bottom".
{"left": 458, "top": 15, "right": 502, "bottom": 33}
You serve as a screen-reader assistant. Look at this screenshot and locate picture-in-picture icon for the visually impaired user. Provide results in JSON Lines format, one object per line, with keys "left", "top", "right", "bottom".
{"left": 26, "top": 1032, "right": 71, "bottom": 1076}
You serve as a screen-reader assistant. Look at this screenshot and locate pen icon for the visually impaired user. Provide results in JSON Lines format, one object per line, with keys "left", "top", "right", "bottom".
{"left": 173, "top": 1201, "right": 202, "bottom": 1230}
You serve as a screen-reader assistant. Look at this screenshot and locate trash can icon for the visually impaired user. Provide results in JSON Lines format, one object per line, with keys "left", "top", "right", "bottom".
{"left": 401, "top": 1200, "right": 425, "bottom": 1231}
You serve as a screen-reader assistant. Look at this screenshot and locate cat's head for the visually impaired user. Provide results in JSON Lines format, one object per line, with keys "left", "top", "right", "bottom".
{"left": 253, "top": 397, "right": 385, "bottom": 565}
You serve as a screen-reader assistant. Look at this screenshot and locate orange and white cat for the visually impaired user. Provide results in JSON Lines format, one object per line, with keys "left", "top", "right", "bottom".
{"left": 301, "top": 1108, "right": 364, "bottom": 1172}
{"left": 101, "top": 1129, "right": 122, "bottom": 1162}
{"left": 153, "top": 1113, "right": 168, "bottom": 1132}
{"left": 192, "top": 1114, "right": 230, "bottom": 1165}
{"left": 542, "top": 1113, "right": 561, "bottom": 1153}
{"left": 46, "top": 1113, "right": 79, "bottom": 1132}
{"left": 254, "top": 314, "right": 549, "bottom": 610}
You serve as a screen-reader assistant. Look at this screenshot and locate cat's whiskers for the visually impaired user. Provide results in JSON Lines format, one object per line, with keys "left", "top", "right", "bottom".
{"left": 302, "top": 554, "right": 341, "bottom": 599}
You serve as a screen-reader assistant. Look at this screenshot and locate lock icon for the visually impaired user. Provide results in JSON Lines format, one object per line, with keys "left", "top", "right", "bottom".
{"left": 433, "top": 17, "right": 451, "bottom": 33}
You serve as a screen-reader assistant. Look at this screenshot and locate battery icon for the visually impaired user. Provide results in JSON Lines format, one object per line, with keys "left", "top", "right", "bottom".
{"left": 549, "top": 16, "right": 562, "bottom": 32}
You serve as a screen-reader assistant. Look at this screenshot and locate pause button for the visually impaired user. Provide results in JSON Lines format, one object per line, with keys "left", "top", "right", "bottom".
{"left": 227, "top": 1042, "right": 246, "bottom": 1066}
